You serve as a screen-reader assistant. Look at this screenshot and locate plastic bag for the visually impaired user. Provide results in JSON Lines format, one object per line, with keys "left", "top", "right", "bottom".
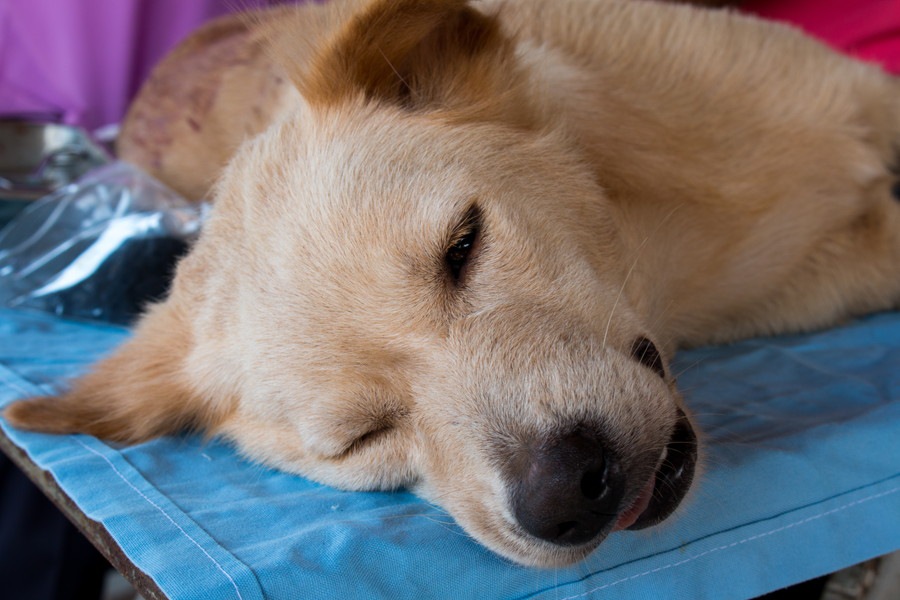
{"left": 0, "top": 162, "right": 206, "bottom": 325}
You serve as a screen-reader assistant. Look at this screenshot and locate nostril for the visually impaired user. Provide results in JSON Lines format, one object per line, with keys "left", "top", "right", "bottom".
{"left": 580, "top": 466, "right": 606, "bottom": 500}
{"left": 630, "top": 336, "right": 666, "bottom": 378}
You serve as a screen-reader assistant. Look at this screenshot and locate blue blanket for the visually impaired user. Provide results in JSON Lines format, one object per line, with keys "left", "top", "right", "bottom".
{"left": 1, "top": 307, "right": 898, "bottom": 599}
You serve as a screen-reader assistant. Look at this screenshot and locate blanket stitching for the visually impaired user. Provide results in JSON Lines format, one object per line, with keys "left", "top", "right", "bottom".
{"left": 75, "top": 439, "right": 246, "bottom": 600}
{"left": 0, "top": 367, "right": 32, "bottom": 397}
{"left": 556, "top": 485, "right": 900, "bottom": 600}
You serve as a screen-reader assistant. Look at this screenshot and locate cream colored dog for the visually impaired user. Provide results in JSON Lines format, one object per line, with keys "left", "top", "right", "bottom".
{"left": 6, "top": 0, "right": 900, "bottom": 567}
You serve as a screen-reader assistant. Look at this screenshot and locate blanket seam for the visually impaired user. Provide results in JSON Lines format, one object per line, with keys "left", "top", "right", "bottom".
{"left": 75, "top": 439, "right": 246, "bottom": 600}
{"left": 554, "top": 485, "right": 900, "bottom": 600}
{"left": 0, "top": 366, "right": 33, "bottom": 397}
{"left": 1, "top": 366, "right": 253, "bottom": 600}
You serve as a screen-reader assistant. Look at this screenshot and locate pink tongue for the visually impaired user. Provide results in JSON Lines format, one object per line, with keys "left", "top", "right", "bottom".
{"left": 613, "top": 476, "right": 655, "bottom": 531}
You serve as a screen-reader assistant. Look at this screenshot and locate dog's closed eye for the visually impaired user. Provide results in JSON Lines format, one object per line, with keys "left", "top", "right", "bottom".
{"left": 319, "top": 389, "right": 411, "bottom": 461}
{"left": 630, "top": 336, "right": 666, "bottom": 378}
{"left": 445, "top": 205, "right": 483, "bottom": 286}
{"left": 339, "top": 424, "right": 396, "bottom": 457}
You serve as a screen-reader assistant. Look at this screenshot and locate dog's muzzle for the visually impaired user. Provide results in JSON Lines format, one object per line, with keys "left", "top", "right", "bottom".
{"left": 626, "top": 410, "right": 698, "bottom": 530}
{"left": 509, "top": 410, "right": 697, "bottom": 547}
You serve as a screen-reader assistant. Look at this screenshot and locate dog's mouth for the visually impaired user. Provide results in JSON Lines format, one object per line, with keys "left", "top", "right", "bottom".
{"left": 614, "top": 410, "right": 698, "bottom": 531}
{"left": 498, "top": 408, "right": 698, "bottom": 565}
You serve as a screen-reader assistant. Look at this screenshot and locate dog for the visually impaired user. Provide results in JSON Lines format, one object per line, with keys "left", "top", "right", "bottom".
{"left": 5, "top": 0, "right": 900, "bottom": 567}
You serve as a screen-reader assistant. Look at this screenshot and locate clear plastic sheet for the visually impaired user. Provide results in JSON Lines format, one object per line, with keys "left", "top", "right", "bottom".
{"left": 0, "top": 162, "right": 205, "bottom": 325}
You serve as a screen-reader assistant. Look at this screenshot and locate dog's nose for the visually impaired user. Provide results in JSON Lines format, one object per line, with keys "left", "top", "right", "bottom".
{"left": 510, "top": 430, "right": 624, "bottom": 546}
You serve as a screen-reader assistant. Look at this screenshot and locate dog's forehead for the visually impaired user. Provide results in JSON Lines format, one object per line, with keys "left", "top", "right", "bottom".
{"left": 215, "top": 109, "right": 490, "bottom": 344}
{"left": 252, "top": 106, "right": 603, "bottom": 247}
{"left": 212, "top": 105, "right": 614, "bottom": 350}
{"left": 246, "top": 109, "right": 491, "bottom": 260}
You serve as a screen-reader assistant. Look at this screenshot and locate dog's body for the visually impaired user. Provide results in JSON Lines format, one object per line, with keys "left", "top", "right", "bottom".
{"left": 6, "top": 0, "right": 900, "bottom": 567}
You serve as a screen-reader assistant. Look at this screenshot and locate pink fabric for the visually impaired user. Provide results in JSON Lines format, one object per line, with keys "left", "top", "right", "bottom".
{"left": 742, "top": 0, "right": 900, "bottom": 74}
{"left": 0, "top": 0, "right": 282, "bottom": 130}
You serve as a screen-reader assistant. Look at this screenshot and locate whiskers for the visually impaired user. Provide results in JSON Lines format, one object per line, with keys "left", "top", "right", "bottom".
{"left": 377, "top": 47, "right": 419, "bottom": 105}
{"left": 602, "top": 203, "right": 684, "bottom": 350}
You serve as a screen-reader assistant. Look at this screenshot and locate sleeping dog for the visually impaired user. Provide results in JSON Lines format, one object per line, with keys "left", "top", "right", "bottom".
{"left": 6, "top": 0, "right": 900, "bottom": 566}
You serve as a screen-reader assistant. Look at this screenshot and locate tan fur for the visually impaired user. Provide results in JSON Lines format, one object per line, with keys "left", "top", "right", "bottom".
{"left": 7, "top": 0, "right": 900, "bottom": 566}
{"left": 116, "top": 8, "right": 303, "bottom": 201}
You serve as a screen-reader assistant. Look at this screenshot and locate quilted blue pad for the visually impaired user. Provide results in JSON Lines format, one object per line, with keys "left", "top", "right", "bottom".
{"left": 0, "top": 307, "right": 898, "bottom": 599}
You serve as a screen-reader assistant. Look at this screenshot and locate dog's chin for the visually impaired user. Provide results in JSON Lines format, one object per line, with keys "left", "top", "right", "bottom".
{"left": 497, "top": 411, "right": 699, "bottom": 567}
{"left": 494, "top": 531, "right": 607, "bottom": 568}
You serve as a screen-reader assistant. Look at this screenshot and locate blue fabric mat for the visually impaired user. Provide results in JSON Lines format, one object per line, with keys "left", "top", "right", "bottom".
{"left": 0, "top": 307, "right": 898, "bottom": 599}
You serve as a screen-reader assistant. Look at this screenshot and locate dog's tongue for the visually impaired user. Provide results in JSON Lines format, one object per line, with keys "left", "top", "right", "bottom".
{"left": 613, "top": 476, "right": 656, "bottom": 531}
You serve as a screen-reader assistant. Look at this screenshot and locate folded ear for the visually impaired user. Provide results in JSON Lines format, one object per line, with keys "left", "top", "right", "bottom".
{"left": 4, "top": 302, "right": 226, "bottom": 443}
{"left": 296, "top": 0, "right": 516, "bottom": 112}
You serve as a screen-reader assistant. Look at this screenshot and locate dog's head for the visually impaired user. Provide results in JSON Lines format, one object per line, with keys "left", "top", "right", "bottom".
{"left": 5, "top": 0, "right": 697, "bottom": 566}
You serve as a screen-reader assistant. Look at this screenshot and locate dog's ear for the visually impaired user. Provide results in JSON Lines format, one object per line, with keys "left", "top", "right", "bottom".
{"left": 3, "top": 302, "right": 227, "bottom": 443}
{"left": 296, "top": 0, "right": 516, "bottom": 112}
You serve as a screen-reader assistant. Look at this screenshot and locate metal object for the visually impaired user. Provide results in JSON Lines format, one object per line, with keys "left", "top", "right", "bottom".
{"left": 0, "top": 120, "right": 110, "bottom": 199}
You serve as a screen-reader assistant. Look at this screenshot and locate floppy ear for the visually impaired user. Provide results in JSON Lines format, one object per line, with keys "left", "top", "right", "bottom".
{"left": 295, "top": 0, "right": 517, "bottom": 112}
{"left": 3, "top": 301, "right": 225, "bottom": 443}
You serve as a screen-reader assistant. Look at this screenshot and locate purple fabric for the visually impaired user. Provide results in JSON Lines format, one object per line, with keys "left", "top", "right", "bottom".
{"left": 0, "top": 0, "right": 288, "bottom": 131}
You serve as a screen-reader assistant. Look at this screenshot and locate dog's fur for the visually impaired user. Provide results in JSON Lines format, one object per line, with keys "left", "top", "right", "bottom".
{"left": 6, "top": 0, "right": 900, "bottom": 566}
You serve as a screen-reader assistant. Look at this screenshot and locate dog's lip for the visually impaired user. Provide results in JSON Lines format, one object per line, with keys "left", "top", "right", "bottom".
{"left": 623, "top": 410, "right": 698, "bottom": 531}
{"left": 612, "top": 473, "right": 656, "bottom": 531}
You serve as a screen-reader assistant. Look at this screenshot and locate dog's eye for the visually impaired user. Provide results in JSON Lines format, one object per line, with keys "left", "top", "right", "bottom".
{"left": 630, "top": 336, "right": 666, "bottom": 378}
{"left": 445, "top": 205, "right": 482, "bottom": 285}
{"left": 446, "top": 231, "right": 477, "bottom": 281}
